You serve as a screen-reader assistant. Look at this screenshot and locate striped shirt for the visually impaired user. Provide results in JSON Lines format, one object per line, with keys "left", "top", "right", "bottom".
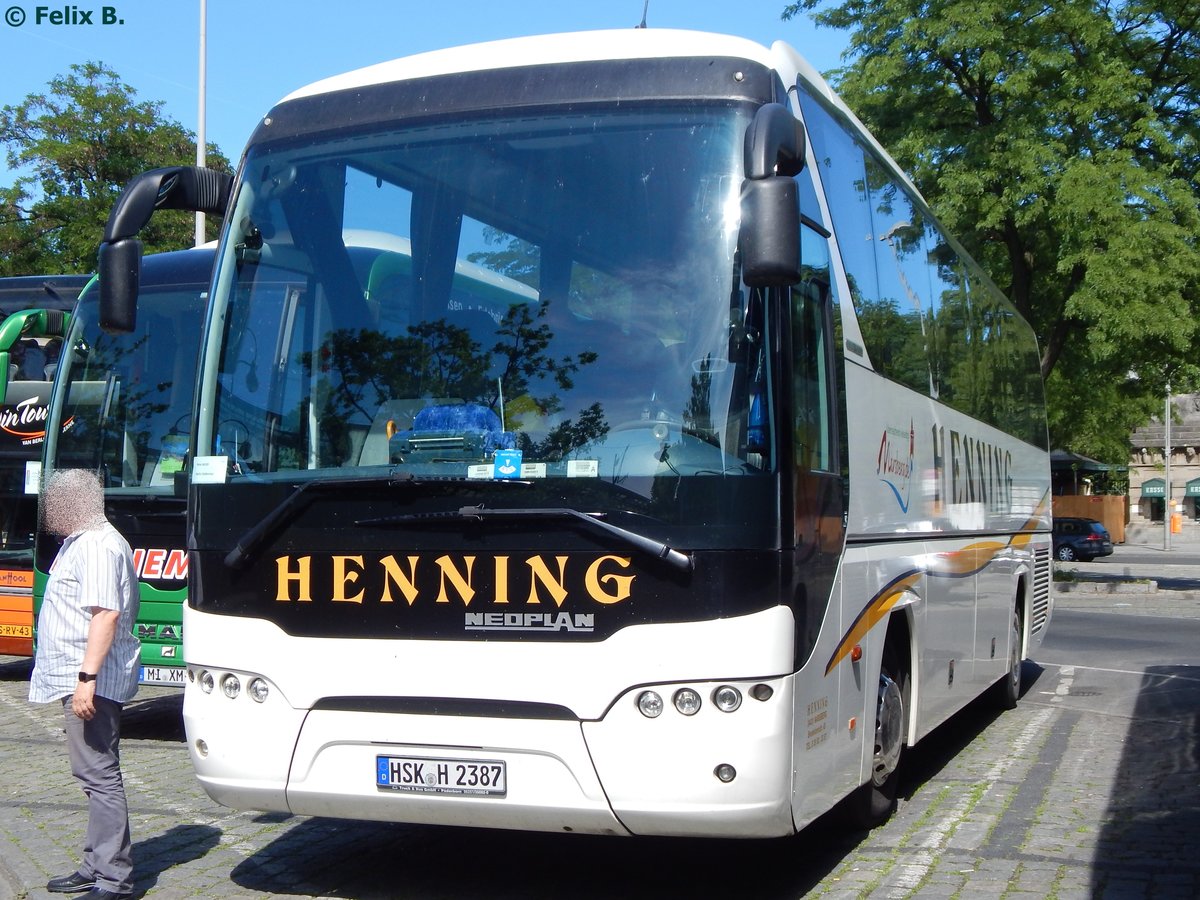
{"left": 28, "top": 523, "right": 141, "bottom": 704}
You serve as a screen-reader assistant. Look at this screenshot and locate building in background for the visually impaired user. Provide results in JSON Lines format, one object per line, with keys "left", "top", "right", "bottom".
{"left": 1128, "top": 393, "right": 1200, "bottom": 539}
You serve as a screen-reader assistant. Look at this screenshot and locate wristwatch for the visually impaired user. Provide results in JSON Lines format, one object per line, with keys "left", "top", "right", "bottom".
{"left": 78, "top": 672, "right": 97, "bottom": 683}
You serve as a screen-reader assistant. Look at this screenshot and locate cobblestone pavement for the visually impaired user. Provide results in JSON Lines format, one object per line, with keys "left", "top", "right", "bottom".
{"left": 2, "top": 573, "right": 1198, "bottom": 899}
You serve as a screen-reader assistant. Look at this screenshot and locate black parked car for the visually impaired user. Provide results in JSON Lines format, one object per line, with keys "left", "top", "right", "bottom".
{"left": 1053, "top": 517, "right": 1114, "bottom": 561}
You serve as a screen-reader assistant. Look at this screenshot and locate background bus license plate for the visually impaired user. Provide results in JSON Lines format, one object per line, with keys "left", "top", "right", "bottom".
{"left": 376, "top": 755, "right": 507, "bottom": 797}
{"left": 140, "top": 666, "right": 185, "bottom": 686}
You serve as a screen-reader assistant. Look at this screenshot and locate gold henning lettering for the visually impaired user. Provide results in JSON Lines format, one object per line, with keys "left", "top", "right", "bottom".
{"left": 275, "top": 556, "right": 312, "bottom": 602}
{"left": 379, "top": 555, "right": 420, "bottom": 605}
{"left": 493, "top": 556, "right": 509, "bottom": 604}
{"left": 332, "top": 555, "right": 365, "bottom": 604}
{"left": 526, "top": 555, "right": 569, "bottom": 608}
{"left": 585, "top": 555, "right": 635, "bottom": 604}
{"left": 435, "top": 555, "right": 475, "bottom": 606}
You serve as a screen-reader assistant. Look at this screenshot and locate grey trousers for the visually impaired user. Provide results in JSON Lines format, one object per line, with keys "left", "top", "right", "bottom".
{"left": 62, "top": 695, "right": 133, "bottom": 894}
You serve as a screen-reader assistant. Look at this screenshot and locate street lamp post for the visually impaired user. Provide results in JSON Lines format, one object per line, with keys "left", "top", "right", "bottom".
{"left": 194, "top": 0, "right": 207, "bottom": 247}
{"left": 1165, "top": 385, "right": 1172, "bottom": 551}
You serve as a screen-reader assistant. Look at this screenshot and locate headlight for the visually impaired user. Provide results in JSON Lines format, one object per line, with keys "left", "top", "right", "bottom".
{"left": 637, "top": 690, "right": 664, "bottom": 718}
{"left": 198, "top": 670, "right": 214, "bottom": 694}
{"left": 247, "top": 677, "right": 270, "bottom": 703}
{"left": 673, "top": 688, "right": 702, "bottom": 716}
{"left": 713, "top": 685, "right": 742, "bottom": 713}
{"left": 220, "top": 673, "right": 241, "bottom": 699}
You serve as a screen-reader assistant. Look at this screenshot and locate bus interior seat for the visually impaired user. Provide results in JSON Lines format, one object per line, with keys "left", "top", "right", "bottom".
{"left": 365, "top": 251, "right": 413, "bottom": 331}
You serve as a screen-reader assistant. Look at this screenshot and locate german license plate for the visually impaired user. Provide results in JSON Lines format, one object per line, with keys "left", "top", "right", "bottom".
{"left": 140, "top": 665, "right": 186, "bottom": 686}
{"left": 376, "top": 755, "right": 507, "bottom": 797}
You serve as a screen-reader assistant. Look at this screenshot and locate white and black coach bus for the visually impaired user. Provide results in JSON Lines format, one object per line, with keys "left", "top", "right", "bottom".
{"left": 95, "top": 29, "right": 1051, "bottom": 838}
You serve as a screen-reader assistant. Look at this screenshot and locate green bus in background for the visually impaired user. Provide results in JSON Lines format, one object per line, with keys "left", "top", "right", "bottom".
{"left": 34, "top": 247, "right": 213, "bottom": 684}
{"left": 0, "top": 275, "right": 87, "bottom": 657}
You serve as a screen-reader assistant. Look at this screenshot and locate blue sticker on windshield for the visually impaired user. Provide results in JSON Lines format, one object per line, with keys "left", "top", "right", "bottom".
{"left": 493, "top": 449, "right": 522, "bottom": 479}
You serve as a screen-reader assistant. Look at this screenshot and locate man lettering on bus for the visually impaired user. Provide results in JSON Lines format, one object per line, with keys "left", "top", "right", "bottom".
{"left": 29, "top": 469, "right": 140, "bottom": 900}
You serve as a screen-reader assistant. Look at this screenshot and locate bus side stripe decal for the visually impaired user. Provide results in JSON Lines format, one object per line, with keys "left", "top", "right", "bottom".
{"left": 825, "top": 570, "right": 920, "bottom": 676}
{"left": 826, "top": 494, "right": 1051, "bottom": 676}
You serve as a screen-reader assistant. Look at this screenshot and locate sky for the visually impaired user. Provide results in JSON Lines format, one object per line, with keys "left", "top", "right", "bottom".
{"left": 0, "top": 0, "right": 847, "bottom": 182}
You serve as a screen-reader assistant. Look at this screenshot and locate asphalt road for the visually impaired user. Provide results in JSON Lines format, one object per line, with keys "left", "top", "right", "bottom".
{"left": 2, "top": 578, "right": 1199, "bottom": 899}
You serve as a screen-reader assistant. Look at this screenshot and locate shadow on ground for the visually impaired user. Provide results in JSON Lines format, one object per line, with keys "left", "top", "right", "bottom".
{"left": 1092, "top": 664, "right": 1200, "bottom": 895}
{"left": 132, "top": 823, "right": 222, "bottom": 898}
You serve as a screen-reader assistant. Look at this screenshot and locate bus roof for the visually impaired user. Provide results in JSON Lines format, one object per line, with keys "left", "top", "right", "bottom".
{"left": 0, "top": 274, "right": 90, "bottom": 319}
{"left": 281, "top": 29, "right": 774, "bottom": 103}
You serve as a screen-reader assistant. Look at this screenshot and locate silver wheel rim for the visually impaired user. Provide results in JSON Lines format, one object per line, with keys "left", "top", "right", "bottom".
{"left": 1008, "top": 613, "right": 1022, "bottom": 692}
{"left": 872, "top": 673, "right": 903, "bottom": 787}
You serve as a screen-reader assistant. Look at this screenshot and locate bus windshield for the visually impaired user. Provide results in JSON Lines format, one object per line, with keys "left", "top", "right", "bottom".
{"left": 201, "top": 104, "right": 773, "bottom": 528}
{"left": 50, "top": 273, "right": 208, "bottom": 493}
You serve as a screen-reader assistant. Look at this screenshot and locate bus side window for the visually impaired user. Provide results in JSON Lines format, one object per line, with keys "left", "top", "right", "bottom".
{"left": 793, "top": 225, "right": 834, "bottom": 473}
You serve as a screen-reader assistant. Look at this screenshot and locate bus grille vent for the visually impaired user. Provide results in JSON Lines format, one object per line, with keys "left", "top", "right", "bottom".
{"left": 1030, "top": 546, "right": 1051, "bottom": 634}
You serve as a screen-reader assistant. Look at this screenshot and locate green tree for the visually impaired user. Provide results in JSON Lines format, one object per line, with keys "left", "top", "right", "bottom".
{"left": 783, "top": 0, "right": 1200, "bottom": 460}
{"left": 0, "top": 61, "right": 231, "bottom": 275}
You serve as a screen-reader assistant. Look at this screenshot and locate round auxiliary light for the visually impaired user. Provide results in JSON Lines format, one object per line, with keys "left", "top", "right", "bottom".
{"left": 713, "top": 685, "right": 743, "bottom": 713}
{"left": 247, "top": 677, "right": 270, "bottom": 703}
{"left": 637, "top": 690, "right": 664, "bottom": 718}
{"left": 194, "top": 739, "right": 209, "bottom": 758}
{"left": 715, "top": 764, "right": 737, "bottom": 783}
{"left": 750, "top": 683, "right": 774, "bottom": 702}
{"left": 673, "top": 688, "right": 702, "bottom": 716}
{"left": 198, "top": 670, "right": 214, "bottom": 694}
{"left": 220, "top": 673, "right": 241, "bottom": 699}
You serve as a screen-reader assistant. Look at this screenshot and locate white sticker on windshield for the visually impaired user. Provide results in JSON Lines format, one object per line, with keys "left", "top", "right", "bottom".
{"left": 192, "top": 456, "right": 229, "bottom": 484}
{"left": 567, "top": 460, "right": 599, "bottom": 478}
{"left": 24, "top": 460, "right": 40, "bottom": 494}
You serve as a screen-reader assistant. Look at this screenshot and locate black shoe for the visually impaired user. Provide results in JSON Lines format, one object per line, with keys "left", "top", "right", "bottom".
{"left": 77, "top": 889, "right": 131, "bottom": 900}
{"left": 47, "top": 871, "right": 96, "bottom": 893}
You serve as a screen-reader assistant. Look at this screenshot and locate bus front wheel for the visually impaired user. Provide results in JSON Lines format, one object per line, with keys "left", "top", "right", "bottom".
{"left": 847, "top": 655, "right": 905, "bottom": 829}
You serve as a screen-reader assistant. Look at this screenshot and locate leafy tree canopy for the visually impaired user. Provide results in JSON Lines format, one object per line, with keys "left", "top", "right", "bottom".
{"left": 783, "top": 0, "right": 1200, "bottom": 461}
{"left": 0, "top": 61, "right": 231, "bottom": 275}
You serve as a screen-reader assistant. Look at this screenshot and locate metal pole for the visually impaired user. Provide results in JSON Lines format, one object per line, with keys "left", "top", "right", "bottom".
{"left": 194, "top": 0, "right": 207, "bottom": 247}
{"left": 1165, "top": 385, "right": 1172, "bottom": 551}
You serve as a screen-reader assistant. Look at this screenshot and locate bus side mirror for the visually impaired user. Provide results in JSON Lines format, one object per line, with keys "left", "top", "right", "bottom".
{"left": 97, "top": 165, "right": 233, "bottom": 334}
{"left": 99, "top": 238, "right": 142, "bottom": 335}
{"left": 740, "top": 103, "right": 805, "bottom": 288}
{"left": 740, "top": 179, "right": 801, "bottom": 287}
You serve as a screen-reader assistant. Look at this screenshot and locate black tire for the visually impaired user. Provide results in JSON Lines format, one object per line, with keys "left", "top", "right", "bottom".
{"left": 992, "top": 606, "right": 1022, "bottom": 710}
{"left": 845, "top": 649, "right": 906, "bottom": 829}
{"left": 1056, "top": 545, "right": 1076, "bottom": 562}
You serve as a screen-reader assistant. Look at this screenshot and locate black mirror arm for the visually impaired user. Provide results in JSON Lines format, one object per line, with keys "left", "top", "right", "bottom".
{"left": 102, "top": 166, "right": 233, "bottom": 243}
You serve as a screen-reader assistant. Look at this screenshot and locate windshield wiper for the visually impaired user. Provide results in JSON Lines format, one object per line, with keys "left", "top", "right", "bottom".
{"left": 224, "top": 473, "right": 421, "bottom": 570}
{"left": 359, "top": 504, "right": 693, "bottom": 573}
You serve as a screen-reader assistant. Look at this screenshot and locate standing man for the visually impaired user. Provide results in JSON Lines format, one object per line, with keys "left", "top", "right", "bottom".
{"left": 29, "top": 469, "right": 139, "bottom": 900}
